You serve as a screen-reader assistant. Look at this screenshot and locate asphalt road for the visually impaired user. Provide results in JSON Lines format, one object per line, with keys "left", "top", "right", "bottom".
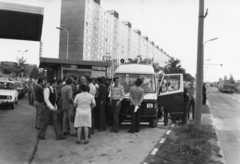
{"left": 0, "top": 95, "right": 170, "bottom": 164}
{"left": 207, "top": 87, "right": 240, "bottom": 164}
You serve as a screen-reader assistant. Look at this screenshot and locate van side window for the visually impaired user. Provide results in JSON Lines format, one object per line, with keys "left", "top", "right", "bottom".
{"left": 167, "top": 75, "right": 180, "bottom": 91}
{"left": 160, "top": 76, "right": 168, "bottom": 93}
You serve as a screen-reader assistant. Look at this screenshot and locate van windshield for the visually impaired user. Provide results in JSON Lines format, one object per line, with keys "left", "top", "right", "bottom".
{"left": 114, "top": 74, "right": 156, "bottom": 93}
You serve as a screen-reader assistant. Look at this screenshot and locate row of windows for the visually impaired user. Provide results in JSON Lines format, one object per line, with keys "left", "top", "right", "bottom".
{"left": 85, "top": 1, "right": 169, "bottom": 60}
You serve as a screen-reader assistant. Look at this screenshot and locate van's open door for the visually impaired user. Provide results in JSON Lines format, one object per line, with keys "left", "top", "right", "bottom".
{"left": 157, "top": 74, "right": 185, "bottom": 119}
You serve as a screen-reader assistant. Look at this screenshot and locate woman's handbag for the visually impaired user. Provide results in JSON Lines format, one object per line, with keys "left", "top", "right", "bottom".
{"left": 70, "top": 107, "right": 76, "bottom": 123}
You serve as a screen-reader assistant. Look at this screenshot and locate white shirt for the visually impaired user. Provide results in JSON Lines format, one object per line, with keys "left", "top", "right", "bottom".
{"left": 89, "top": 83, "right": 96, "bottom": 97}
{"left": 43, "top": 86, "right": 57, "bottom": 111}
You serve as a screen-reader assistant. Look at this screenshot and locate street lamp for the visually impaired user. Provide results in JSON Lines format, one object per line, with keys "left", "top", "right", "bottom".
{"left": 56, "top": 27, "right": 69, "bottom": 59}
{"left": 18, "top": 50, "right": 28, "bottom": 58}
{"left": 204, "top": 59, "right": 211, "bottom": 62}
{"left": 204, "top": 37, "right": 218, "bottom": 45}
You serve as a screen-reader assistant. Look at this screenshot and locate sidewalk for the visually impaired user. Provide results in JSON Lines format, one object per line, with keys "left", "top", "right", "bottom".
{"left": 32, "top": 121, "right": 170, "bottom": 164}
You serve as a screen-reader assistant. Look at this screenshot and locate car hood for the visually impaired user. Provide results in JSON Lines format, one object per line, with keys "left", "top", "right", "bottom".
{"left": 0, "top": 90, "right": 15, "bottom": 96}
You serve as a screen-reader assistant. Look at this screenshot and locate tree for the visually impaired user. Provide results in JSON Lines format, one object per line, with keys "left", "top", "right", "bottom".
{"left": 30, "top": 66, "right": 42, "bottom": 79}
{"left": 1, "top": 63, "right": 17, "bottom": 75}
{"left": 125, "top": 56, "right": 163, "bottom": 73}
{"left": 164, "top": 57, "right": 195, "bottom": 81}
{"left": 164, "top": 57, "right": 186, "bottom": 74}
{"left": 15, "top": 56, "right": 27, "bottom": 77}
{"left": 184, "top": 73, "right": 195, "bottom": 82}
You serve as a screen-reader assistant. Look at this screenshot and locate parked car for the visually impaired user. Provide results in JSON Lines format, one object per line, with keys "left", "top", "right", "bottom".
{"left": 0, "top": 80, "right": 18, "bottom": 109}
{"left": 14, "top": 81, "right": 25, "bottom": 99}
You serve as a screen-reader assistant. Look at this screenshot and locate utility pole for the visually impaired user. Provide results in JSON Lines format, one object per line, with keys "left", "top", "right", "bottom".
{"left": 194, "top": 0, "right": 205, "bottom": 130}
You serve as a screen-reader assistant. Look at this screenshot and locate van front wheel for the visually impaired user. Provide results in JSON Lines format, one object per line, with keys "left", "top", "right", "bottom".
{"left": 149, "top": 118, "right": 158, "bottom": 128}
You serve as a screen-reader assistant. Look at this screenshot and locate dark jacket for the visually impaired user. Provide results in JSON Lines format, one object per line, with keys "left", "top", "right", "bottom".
{"left": 96, "top": 83, "right": 107, "bottom": 101}
{"left": 34, "top": 84, "right": 44, "bottom": 103}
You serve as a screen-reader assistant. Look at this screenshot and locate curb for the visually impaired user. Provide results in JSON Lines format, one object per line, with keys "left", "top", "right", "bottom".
{"left": 142, "top": 123, "right": 175, "bottom": 164}
{"left": 206, "top": 101, "right": 227, "bottom": 164}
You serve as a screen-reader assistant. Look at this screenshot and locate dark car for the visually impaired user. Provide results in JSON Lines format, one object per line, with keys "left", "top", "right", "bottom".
{"left": 14, "top": 81, "right": 25, "bottom": 99}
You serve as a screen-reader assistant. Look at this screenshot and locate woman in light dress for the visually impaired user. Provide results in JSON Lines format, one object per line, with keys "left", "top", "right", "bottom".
{"left": 74, "top": 84, "right": 96, "bottom": 144}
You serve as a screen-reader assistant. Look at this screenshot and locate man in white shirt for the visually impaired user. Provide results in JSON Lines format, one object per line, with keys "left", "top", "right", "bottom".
{"left": 87, "top": 77, "right": 96, "bottom": 97}
{"left": 38, "top": 79, "right": 65, "bottom": 140}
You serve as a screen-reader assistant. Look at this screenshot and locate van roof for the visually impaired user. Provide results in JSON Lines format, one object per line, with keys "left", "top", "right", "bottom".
{"left": 115, "top": 64, "right": 155, "bottom": 74}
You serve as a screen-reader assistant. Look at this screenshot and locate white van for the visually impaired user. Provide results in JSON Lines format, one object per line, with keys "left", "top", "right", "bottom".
{"left": 112, "top": 63, "right": 187, "bottom": 127}
{"left": 112, "top": 64, "right": 159, "bottom": 127}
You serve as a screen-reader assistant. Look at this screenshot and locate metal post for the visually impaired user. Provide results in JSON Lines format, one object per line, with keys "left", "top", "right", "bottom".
{"left": 194, "top": 0, "right": 205, "bottom": 130}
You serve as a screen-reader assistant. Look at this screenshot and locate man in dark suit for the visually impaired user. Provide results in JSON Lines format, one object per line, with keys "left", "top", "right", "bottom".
{"left": 96, "top": 77, "right": 108, "bottom": 132}
{"left": 38, "top": 79, "right": 65, "bottom": 140}
{"left": 34, "top": 78, "right": 45, "bottom": 130}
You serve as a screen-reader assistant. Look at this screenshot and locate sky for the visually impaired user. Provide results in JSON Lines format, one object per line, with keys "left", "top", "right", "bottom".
{"left": 0, "top": 0, "right": 240, "bottom": 82}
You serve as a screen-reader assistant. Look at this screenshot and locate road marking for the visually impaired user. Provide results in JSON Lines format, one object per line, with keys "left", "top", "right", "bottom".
{"left": 159, "top": 138, "right": 166, "bottom": 144}
{"left": 166, "top": 130, "right": 171, "bottom": 135}
{"left": 151, "top": 148, "right": 158, "bottom": 155}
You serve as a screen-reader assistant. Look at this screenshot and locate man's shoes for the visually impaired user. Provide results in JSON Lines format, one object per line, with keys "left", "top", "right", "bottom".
{"left": 35, "top": 126, "right": 40, "bottom": 130}
{"left": 56, "top": 136, "right": 66, "bottom": 140}
{"left": 76, "top": 140, "right": 81, "bottom": 145}
{"left": 63, "top": 132, "right": 70, "bottom": 135}
{"left": 128, "top": 130, "right": 134, "bottom": 134}
{"left": 71, "top": 133, "right": 77, "bottom": 137}
{"left": 38, "top": 136, "right": 46, "bottom": 140}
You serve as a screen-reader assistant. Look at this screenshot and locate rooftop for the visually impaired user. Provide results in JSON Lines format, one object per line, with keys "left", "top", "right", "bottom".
{"left": 115, "top": 64, "right": 154, "bottom": 74}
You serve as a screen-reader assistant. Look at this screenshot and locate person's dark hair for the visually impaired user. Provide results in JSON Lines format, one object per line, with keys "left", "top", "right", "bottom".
{"left": 80, "top": 83, "right": 88, "bottom": 92}
{"left": 86, "top": 76, "right": 92, "bottom": 83}
{"left": 30, "top": 76, "right": 33, "bottom": 79}
{"left": 105, "top": 80, "right": 110, "bottom": 87}
{"left": 57, "top": 79, "right": 63, "bottom": 85}
{"left": 73, "top": 76, "right": 77, "bottom": 81}
{"left": 38, "top": 78, "right": 44, "bottom": 84}
{"left": 49, "top": 79, "right": 57, "bottom": 85}
{"left": 63, "top": 76, "right": 67, "bottom": 82}
{"left": 66, "top": 78, "right": 72, "bottom": 85}
{"left": 97, "top": 77, "right": 103, "bottom": 84}
{"left": 135, "top": 78, "right": 143, "bottom": 87}
{"left": 113, "top": 77, "right": 119, "bottom": 82}
{"left": 167, "top": 82, "right": 171, "bottom": 87}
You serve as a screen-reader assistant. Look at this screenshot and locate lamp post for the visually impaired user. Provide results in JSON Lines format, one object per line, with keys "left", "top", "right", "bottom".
{"left": 103, "top": 52, "right": 113, "bottom": 77}
{"left": 204, "top": 59, "right": 211, "bottom": 62}
{"left": 18, "top": 50, "right": 28, "bottom": 58}
{"left": 56, "top": 27, "right": 69, "bottom": 59}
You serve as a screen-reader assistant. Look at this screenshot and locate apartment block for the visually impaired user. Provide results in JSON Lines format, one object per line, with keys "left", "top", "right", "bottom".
{"left": 59, "top": 0, "right": 171, "bottom": 76}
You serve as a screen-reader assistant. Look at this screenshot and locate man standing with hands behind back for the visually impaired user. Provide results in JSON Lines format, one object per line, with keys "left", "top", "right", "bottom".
{"left": 109, "top": 77, "right": 124, "bottom": 133}
{"left": 38, "top": 79, "right": 65, "bottom": 140}
{"left": 61, "top": 78, "right": 76, "bottom": 136}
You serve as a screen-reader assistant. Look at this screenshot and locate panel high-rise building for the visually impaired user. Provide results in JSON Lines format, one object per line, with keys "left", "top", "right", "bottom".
{"left": 59, "top": 0, "right": 171, "bottom": 76}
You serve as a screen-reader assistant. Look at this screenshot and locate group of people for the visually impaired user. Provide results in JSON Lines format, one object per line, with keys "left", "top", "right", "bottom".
{"left": 33, "top": 74, "right": 145, "bottom": 144}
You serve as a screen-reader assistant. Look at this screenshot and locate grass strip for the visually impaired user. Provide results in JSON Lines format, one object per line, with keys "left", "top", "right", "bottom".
{"left": 149, "top": 105, "right": 223, "bottom": 164}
